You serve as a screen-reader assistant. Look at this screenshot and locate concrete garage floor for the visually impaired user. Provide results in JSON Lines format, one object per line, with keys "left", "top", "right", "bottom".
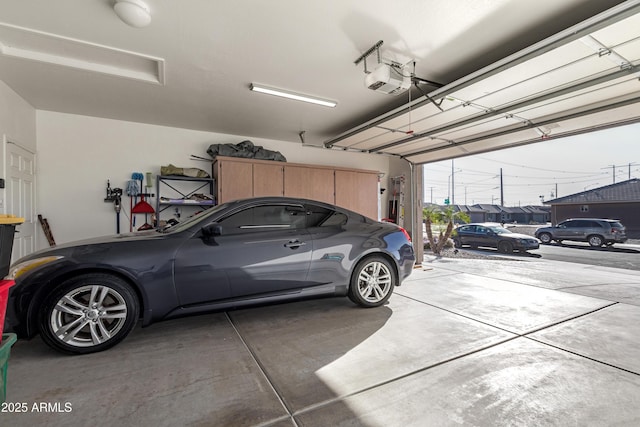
{"left": 4, "top": 257, "right": 640, "bottom": 426}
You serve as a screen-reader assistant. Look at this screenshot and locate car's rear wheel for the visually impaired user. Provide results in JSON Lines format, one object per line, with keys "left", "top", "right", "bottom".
{"left": 348, "top": 256, "right": 396, "bottom": 307}
{"left": 538, "top": 232, "right": 552, "bottom": 244}
{"left": 39, "top": 273, "right": 139, "bottom": 354}
{"left": 498, "top": 241, "right": 513, "bottom": 254}
{"left": 588, "top": 235, "right": 604, "bottom": 247}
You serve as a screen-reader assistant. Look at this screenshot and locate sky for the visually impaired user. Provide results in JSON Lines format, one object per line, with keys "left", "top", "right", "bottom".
{"left": 422, "top": 122, "right": 640, "bottom": 207}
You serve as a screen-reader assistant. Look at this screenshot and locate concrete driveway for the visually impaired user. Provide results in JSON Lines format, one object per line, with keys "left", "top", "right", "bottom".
{"left": 3, "top": 257, "right": 640, "bottom": 426}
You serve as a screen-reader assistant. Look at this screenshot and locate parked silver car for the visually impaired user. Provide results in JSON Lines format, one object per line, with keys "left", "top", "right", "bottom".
{"left": 535, "top": 218, "right": 627, "bottom": 247}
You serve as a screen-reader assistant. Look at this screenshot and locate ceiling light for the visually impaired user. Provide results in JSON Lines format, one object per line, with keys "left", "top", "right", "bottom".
{"left": 250, "top": 84, "right": 337, "bottom": 107}
{"left": 114, "top": 0, "right": 152, "bottom": 28}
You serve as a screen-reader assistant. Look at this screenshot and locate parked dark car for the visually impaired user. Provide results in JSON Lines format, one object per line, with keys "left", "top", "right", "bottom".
{"left": 453, "top": 223, "right": 540, "bottom": 253}
{"left": 5, "top": 197, "right": 415, "bottom": 354}
{"left": 535, "top": 218, "right": 627, "bottom": 247}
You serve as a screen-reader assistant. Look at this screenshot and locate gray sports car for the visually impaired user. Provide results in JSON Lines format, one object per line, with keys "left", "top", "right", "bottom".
{"left": 5, "top": 197, "right": 415, "bottom": 354}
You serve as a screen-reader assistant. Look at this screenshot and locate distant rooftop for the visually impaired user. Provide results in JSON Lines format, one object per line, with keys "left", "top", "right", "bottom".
{"left": 545, "top": 178, "right": 640, "bottom": 204}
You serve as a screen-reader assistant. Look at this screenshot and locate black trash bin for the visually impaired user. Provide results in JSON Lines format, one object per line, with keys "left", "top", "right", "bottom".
{"left": 0, "top": 217, "right": 22, "bottom": 278}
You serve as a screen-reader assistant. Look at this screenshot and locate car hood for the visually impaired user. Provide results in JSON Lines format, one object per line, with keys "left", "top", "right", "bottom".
{"left": 15, "top": 230, "right": 164, "bottom": 263}
{"left": 505, "top": 232, "right": 538, "bottom": 240}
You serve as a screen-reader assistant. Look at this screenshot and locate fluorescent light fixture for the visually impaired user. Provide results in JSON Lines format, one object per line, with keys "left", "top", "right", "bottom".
{"left": 250, "top": 84, "right": 337, "bottom": 107}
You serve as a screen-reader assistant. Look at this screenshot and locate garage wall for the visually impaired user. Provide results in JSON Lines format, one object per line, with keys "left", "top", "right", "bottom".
{"left": 0, "top": 81, "right": 37, "bottom": 214}
{"left": 36, "top": 111, "right": 404, "bottom": 248}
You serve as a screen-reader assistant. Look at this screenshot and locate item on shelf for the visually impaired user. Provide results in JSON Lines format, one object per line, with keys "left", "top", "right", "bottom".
{"left": 160, "top": 164, "right": 210, "bottom": 178}
{"left": 206, "top": 140, "right": 286, "bottom": 162}
{"left": 156, "top": 175, "right": 215, "bottom": 228}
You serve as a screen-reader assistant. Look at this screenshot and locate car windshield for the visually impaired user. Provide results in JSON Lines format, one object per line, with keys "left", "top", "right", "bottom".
{"left": 487, "top": 225, "right": 512, "bottom": 234}
{"left": 159, "top": 202, "right": 232, "bottom": 233}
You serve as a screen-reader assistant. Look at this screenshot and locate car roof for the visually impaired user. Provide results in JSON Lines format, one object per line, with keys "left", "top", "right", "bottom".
{"left": 562, "top": 218, "right": 622, "bottom": 222}
{"left": 457, "top": 222, "right": 504, "bottom": 227}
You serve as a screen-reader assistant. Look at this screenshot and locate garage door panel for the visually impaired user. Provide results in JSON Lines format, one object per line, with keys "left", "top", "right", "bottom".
{"left": 512, "top": 79, "right": 640, "bottom": 120}
{"left": 452, "top": 42, "right": 596, "bottom": 102}
{"left": 589, "top": 13, "right": 640, "bottom": 46}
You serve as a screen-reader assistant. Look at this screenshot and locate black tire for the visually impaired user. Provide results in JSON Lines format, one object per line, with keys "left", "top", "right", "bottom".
{"left": 498, "top": 241, "right": 513, "bottom": 254}
{"left": 348, "top": 256, "right": 397, "bottom": 308}
{"left": 38, "top": 273, "right": 139, "bottom": 354}
{"left": 453, "top": 238, "right": 461, "bottom": 248}
{"left": 588, "top": 235, "right": 604, "bottom": 247}
{"left": 538, "top": 233, "right": 552, "bottom": 244}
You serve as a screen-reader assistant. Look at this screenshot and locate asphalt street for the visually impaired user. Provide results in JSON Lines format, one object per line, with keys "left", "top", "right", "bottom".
{"left": 534, "top": 241, "right": 640, "bottom": 271}
{"left": 467, "top": 241, "right": 640, "bottom": 271}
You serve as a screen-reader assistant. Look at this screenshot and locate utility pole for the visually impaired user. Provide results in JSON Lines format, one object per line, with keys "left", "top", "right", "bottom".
{"left": 499, "top": 168, "right": 504, "bottom": 206}
{"left": 602, "top": 164, "right": 639, "bottom": 183}
{"left": 603, "top": 165, "right": 616, "bottom": 184}
{"left": 451, "top": 159, "right": 455, "bottom": 205}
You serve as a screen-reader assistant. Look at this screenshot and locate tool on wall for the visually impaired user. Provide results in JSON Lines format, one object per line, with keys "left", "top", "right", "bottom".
{"left": 126, "top": 174, "right": 141, "bottom": 231}
{"left": 389, "top": 176, "right": 405, "bottom": 227}
{"left": 130, "top": 172, "right": 155, "bottom": 231}
{"left": 38, "top": 214, "right": 56, "bottom": 247}
{"left": 104, "top": 180, "right": 123, "bottom": 233}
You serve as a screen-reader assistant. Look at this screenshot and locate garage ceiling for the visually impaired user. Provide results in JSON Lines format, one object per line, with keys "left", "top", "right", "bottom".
{"left": 0, "top": 0, "right": 632, "bottom": 157}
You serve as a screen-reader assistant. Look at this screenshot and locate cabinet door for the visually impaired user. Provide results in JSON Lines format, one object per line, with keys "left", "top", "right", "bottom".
{"left": 218, "top": 160, "right": 253, "bottom": 203}
{"left": 284, "top": 165, "right": 334, "bottom": 204}
{"left": 253, "top": 163, "right": 284, "bottom": 197}
{"left": 335, "top": 170, "right": 378, "bottom": 219}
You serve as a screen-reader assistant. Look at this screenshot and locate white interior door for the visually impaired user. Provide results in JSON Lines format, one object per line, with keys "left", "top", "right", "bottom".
{"left": 5, "top": 140, "right": 36, "bottom": 262}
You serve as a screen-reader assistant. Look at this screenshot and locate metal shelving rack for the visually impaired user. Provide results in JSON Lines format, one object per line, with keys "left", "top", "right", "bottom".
{"left": 155, "top": 175, "right": 215, "bottom": 226}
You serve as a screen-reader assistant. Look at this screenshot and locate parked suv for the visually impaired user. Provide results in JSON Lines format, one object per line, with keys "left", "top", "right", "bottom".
{"left": 535, "top": 218, "right": 627, "bottom": 247}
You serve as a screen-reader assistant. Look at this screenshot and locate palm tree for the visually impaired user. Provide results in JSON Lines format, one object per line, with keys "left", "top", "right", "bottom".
{"left": 423, "top": 205, "right": 470, "bottom": 256}
{"left": 422, "top": 205, "right": 441, "bottom": 253}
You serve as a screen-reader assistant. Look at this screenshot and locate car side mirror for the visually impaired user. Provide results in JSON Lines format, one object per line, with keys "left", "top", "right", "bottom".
{"left": 202, "top": 223, "right": 223, "bottom": 237}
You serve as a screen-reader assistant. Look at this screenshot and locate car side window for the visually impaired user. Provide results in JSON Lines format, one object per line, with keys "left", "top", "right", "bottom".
{"left": 318, "top": 211, "right": 348, "bottom": 227}
{"left": 219, "top": 205, "right": 306, "bottom": 233}
{"left": 589, "top": 221, "right": 603, "bottom": 228}
{"left": 304, "top": 205, "right": 339, "bottom": 227}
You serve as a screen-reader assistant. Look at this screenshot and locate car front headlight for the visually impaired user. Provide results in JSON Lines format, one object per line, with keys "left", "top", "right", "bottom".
{"left": 5, "top": 256, "right": 64, "bottom": 280}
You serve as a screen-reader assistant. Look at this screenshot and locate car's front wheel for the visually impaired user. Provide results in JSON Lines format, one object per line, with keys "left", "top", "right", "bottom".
{"left": 538, "top": 232, "right": 552, "bottom": 244}
{"left": 348, "top": 256, "right": 396, "bottom": 307}
{"left": 39, "top": 273, "right": 139, "bottom": 354}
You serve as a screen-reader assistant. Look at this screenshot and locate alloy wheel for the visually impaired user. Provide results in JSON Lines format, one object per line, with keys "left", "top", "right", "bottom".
{"left": 49, "top": 285, "right": 128, "bottom": 348}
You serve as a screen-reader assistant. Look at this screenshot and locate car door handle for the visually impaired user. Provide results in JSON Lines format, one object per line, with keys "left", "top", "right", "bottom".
{"left": 284, "top": 240, "right": 306, "bottom": 249}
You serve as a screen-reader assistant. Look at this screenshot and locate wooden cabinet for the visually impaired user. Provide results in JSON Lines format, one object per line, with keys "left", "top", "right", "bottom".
{"left": 335, "top": 170, "right": 378, "bottom": 220}
{"left": 283, "top": 165, "right": 334, "bottom": 204}
{"left": 213, "top": 158, "right": 253, "bottom": 202}
{"left": 213, "top": 156, "right": 379, "bottom": 218}
{"left": 253, "top": 162, "right": 284, "bottom": 197}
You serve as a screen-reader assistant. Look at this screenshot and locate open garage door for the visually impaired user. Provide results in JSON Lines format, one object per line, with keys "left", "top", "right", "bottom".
{"left": 324, "top": 0, "right": 640, "bottom": 165}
